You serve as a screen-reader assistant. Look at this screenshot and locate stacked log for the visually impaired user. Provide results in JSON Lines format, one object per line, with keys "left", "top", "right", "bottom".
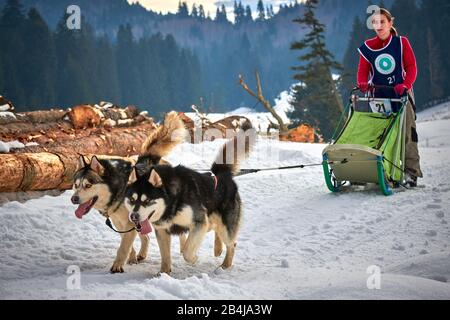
{"left": 0, "top": 101, "right": 156, "bottom": 193}
{"left": 10, "top": 122, "right": 155, "bottom": 155}
{"left": 0, "top": 153, "right": 136, "bottom": 193}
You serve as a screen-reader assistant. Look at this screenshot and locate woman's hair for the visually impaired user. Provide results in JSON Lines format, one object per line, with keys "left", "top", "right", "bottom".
{"left": 374, "top": 8, "right": 398, "bottom": 36}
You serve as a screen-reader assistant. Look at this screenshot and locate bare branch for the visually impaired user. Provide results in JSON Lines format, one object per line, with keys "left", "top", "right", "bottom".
{"left": 239, "top": 72, "right": 289, "bottom": 134}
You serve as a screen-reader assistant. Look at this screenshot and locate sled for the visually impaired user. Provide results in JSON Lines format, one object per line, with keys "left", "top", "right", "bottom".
{"left": 322, "top": 89, "right": 409, "bottom": 196}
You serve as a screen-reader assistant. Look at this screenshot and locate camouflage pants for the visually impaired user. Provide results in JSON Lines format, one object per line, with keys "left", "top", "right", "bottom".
{"left": 404, "top": 95, "right": 423, "bottom": 178}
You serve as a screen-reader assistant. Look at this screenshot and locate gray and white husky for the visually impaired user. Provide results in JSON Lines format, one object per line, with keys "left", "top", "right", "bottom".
{"left": 125, "top": 124, "right": 255, "bottom": 274}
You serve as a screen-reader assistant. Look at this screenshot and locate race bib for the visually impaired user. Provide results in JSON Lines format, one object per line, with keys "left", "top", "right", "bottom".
{"left": 369, "top": 99, "right": 392, "bottom": 115}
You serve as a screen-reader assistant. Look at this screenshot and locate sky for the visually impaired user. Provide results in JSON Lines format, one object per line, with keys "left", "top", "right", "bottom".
{"left": 127, "top": 0, "right": 294, "bottom": 17}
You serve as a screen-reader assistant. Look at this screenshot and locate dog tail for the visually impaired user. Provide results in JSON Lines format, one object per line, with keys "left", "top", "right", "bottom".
{"left": 211, "top": 120, "right": 255, "bottom": 176}
{"left": 141, "top": 111, "right": 187, "bottom": 159}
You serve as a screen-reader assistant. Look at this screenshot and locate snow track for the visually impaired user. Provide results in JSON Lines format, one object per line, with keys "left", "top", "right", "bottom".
{"left": 0, "top": 106, "right": 449, "bottom": 299}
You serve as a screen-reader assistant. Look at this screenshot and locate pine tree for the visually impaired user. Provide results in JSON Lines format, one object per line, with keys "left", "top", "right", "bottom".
{"left": 95, "top": 35, "right": 120, "bottom": 104}
{"left": 244, "top": 5, "right": 253, "bottom": 23}
{"left": 234, "top": 1, "right": 244, "bottom": 25}
{"left": 265, "top": 6, "right": 271, "bottom": 19}
{"left": 54, "top": 12, "right": 96, "bottom": 107}
{"left": 420, "top": 0, "right": 450, "bottom": 101}
{"left": 341, "top": 16, "right": 368, "bottom": 100}
{"left": 22, "top": 7, "right": 56, "bottom": 108}
{"left": 191, "top": 4, "right": 198, "bottom": 18}
{"left": 78, "top": 22, "right": 98, "bottom": 103}
{"left": 425, "top": 28, "right": 445, "bottom": 100}
{"left": 257, "top": 0, "right": 265, "bottom": 21}
{"left": 0, "top": 0, "right": 27, "bottom": 108}
{"left": 221, "top": 4, "right": 228, "bottom": 22}
{"left": 215, "top": 5, "right": 228, "bottom": 23}
{"left": 177, "top": 48, "right": 202, "bottom": 111}
{"left": 215, "top": 7, "right": 221, "bottom": 22}
{"left": 116, "top": 24, "right": 140, "bottom": 105}
{"left": 198, "top": 4, "right": 206, "bottom": 20}
{"left": 1, "top": 0, "right": 24, "bottom": 26}
{"left": 389, "top": 0, "right": 417, "bottom": 37}
{"left": 177, "top": 1, "right": 189, "bottom": 18}
{"left": 54, "top": 12, "right": 83, "bottom": 107}
{"left": 142, "top": 33, "right": 169, "bottom": 113}
{"left": 160, "top": 34, "right": 181, "bottom": 108}
{"left": 0, "top": 50, "right": 3, "bottom": 93}
{"left": 290, "top": 0, "right": 344, "bottom": 140}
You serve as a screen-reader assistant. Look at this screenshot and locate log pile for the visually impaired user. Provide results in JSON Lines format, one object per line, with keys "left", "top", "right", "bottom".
{"left": 0, "top": 93, "right": 323, "bottom": 194}
{"left": 0, "top": 153, "right": 136, "bottom": 193}
{"left": 1, "top": 103, "right": 152, "bottom": 145}
{"left": 0, "top": 99, "right": 156, "bottom": 193}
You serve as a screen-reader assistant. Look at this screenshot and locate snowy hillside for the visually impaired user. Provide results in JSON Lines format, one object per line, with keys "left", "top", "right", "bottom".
{"left": 0, "top": 104, "right": 449, "bottom": 300}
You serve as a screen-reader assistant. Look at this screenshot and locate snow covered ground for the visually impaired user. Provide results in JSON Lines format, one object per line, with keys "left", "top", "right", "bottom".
{"left": 0, "top": 104, "right": 449, "bottom": 300}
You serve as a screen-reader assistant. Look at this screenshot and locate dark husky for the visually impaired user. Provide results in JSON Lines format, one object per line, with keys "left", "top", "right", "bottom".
{"left": 125, "top": 125, "right": 255, "bottom": 274}
{"left": 71, "top": 112, "right": 187, "bottom": 273}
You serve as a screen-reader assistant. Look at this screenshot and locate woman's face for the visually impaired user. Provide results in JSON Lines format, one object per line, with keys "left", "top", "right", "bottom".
{"left": 372, "top": 14, "right": 393, "bottom": 40}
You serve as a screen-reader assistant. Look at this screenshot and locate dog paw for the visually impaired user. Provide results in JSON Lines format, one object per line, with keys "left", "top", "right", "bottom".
{"left": 110, "top": 261, "right": 125, "bottom": 273}
{"left": 127, "top": 256, "right": 138, "bottom": 265}
{"left": 183, "top": 253, "right": 198, "bottom": 265}
{"left": 137, "top": 254, "right": 147, "bottom": 263}
{"left": 157, "top": 269, "right": 171, "bottom": 277}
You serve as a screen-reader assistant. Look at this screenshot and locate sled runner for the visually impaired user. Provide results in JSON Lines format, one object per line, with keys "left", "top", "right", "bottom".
{"left": 322, "top": 87, "right": 409, "bottom": 196}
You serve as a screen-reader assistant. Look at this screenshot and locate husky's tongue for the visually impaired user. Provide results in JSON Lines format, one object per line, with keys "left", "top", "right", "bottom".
{"left": 75, "top": 198, "right": 95, "bottom": 219}
{"left": 139, "top": 219, "right": 152, "bottom": 235}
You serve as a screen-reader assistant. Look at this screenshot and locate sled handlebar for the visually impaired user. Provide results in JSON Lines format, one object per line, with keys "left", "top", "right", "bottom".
{"left": 352, "top": 84, "right": 409, "bottom": 103}
{"left": 354, "top": 84, "right": 408, "bottom": 95}
{"left": 354, "top": 97, "right": 404, "bottom": 103}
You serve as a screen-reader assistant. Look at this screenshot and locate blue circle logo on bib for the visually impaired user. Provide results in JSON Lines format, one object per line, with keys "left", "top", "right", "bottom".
{"left": 375, "top": 54, "right": 396, "bottom": 75}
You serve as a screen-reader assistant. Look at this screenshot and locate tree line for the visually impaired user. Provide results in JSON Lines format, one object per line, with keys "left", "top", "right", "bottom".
{"left": 0, "top": 0, "right": 308, "bottom": 113}
{"left": 0, "top": 0, "right": 202, "bottom": 115}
